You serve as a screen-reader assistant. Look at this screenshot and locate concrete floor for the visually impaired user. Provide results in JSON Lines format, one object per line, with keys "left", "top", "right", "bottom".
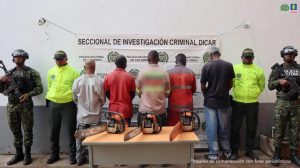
{"left": 0, "top": 150, "right": 297, "bottom": 168}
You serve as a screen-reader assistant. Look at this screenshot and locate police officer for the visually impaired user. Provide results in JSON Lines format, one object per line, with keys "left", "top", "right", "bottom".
{"left": 0, "top": 49, "right": 43, "bottom": 165}
{"left": 46, "top": 51, "right": 79, "bottom": 165}
{"left": 268, "top": 46, "right": 300, "bottom": 167}
{"left": 230, "top": 48, "right": 265, "bottom": 160}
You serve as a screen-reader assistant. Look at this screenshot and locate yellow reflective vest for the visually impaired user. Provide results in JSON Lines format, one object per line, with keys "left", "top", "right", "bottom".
{"left": 46, "top": 65, "right": 79, "bottom": 103}
{"left": 233, "top": 63, "right": 265, "bottom": 103}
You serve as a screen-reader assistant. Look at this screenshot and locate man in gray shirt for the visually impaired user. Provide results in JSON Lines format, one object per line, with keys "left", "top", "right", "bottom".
{"left": 72, "top": 59, "right": 105, "bottom": 166}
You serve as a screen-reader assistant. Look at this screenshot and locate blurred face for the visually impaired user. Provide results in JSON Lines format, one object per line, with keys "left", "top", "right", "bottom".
{"left": 283, "top": 53, "right": 295, "bottom": 63}
{"left": 242, "top": 56, "right": 254, "bottom": 65}
{"left": 13, "top": 56, "right": 26, "bottom": 65}
{"left": 55, "top": 57, "right": 68, "bottom": 67}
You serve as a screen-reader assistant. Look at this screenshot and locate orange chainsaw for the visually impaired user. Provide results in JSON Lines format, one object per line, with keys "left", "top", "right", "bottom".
{"left": 74, "top": 111, "right": 126, "bottom": 139}
{"left": 124, "top": 112, "right": 162, "bottom": 141}
{"left": 169, "top": 111, "right": 200, "bottom": 141}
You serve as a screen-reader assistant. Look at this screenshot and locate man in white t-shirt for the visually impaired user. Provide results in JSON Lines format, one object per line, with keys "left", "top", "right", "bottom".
{"left": 72, "top": 59, "right": 105, "bottom": 166}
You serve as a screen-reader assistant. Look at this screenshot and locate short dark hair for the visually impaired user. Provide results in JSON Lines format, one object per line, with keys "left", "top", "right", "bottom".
{"left": 148, "top": 50, "right": 159, "bottom": 63}
{"left": 175, "top": 53, "right": 187, "bottom": 65}
{"left": 115, "top": 55, "right": 127, "bottom": 68}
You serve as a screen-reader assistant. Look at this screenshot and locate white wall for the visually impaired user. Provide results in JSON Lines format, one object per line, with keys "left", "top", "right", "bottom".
{"left": 0, "top": 0, "right": 299, "bottom": 105}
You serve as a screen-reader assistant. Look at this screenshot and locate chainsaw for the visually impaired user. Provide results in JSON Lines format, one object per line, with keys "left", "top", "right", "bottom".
{"left": 74, "top": 111, "right": 126, "bottom": 139}
{"left": 105, "top": 111, "right": 126, "bottom": 134}
{"left": 169, "top": 111, "right": 200, "bottom": 141}
{"left": 124, "top": 112, "right": 162, "bottom": 141}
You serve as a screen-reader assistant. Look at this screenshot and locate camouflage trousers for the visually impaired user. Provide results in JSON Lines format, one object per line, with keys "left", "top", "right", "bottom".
{"left": 273, "top": 99, "right": 300, "bottom": 149}
{"left": 7, "top": 100, "right": 33, "bottom": 148}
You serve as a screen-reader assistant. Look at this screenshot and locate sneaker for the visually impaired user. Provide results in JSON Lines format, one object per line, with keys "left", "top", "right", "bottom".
{"left": 204, "top": 154, "right": 219, "bottom": 161}
{"left": 223, "top": 150, "right": 231, "bottom": 160}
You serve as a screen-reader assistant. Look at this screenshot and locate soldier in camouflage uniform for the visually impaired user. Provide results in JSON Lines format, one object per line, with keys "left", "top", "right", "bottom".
{"left": 0, "top": 49, "right": 43, "bottom": 165}
{"left": 268, "top": 46, "right": 300, "bottom": 167}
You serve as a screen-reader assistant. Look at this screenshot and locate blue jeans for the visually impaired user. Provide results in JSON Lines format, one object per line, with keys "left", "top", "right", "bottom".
{"left": 204, "top": 106, "right": 232, "bottom": 155}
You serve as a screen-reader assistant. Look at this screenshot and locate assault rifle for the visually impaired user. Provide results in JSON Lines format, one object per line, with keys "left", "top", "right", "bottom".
{"left": 0, "top": 60, "right": 21, "bottom": 97}
{"left": 271, "top": 63, "right": 300, "bottom": 100}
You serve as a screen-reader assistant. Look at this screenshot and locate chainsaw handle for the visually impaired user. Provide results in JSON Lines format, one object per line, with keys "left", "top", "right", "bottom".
{"left": 154, "top": 113, "right": 162, "bottom": 134}
{"left": 179, "top": 111, "right": 201, "bottom": 131}
{"left": 192, "top": 112, "right": 201, "bottom": 131}
{"left": 104, "top": 111, "right": 126, "bottom": 133}
{"left": 139, "top": 111, "right": 162, "bottom": 134}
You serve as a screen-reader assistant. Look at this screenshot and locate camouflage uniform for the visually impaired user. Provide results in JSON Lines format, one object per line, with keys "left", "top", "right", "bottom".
{"left": 268, "top": 62, "right": 300, "bottom": 149}
{"left": 0, "top": 66, "right": 43, "bottom": 148}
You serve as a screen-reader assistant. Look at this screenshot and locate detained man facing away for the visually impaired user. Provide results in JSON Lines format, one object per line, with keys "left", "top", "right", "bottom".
{"left": 200, "top": 47, "right": 235, "bottom": 161}
{"left": 72, "top": 59, "right": 105, "bottom": 166}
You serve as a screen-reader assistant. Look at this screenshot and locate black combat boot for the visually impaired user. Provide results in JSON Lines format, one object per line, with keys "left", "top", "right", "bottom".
{"left": 290, "top": 150, "right": 300, "bottom": 167}
{"left": 271, "top": 147, "right": 281, "bottom": 167}
{"left": 23, "top": 146, "right": 32, "bottom": 165}
{"left": 7, "top": 146, "right": 24, "bottom": 165}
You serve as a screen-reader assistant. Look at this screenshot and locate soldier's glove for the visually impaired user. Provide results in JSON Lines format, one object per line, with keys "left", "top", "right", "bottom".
{"left": 278, "top": 79, "right": 290, "bottom": 87}
{"left": 19, "top": 93, "right": 30, "bottom": 103}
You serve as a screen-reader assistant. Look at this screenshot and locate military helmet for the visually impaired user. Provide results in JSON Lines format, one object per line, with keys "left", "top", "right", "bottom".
{"left": 281, "top": 46, "right": 298, "bottom": 57}
{"left": 12, "top": 49, "right": 29, "bottom": 59}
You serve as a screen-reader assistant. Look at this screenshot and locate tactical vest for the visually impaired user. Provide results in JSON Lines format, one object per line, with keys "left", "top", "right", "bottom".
{"left": 7, "top": 67, "right": 34, "bottom": 104}
{"left": 277, "top": 63, "right": 300, "bottom": 101}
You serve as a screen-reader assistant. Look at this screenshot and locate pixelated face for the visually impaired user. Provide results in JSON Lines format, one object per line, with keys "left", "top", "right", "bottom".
{"left": 13, "top": 56, "right": 26, "bottom": 65}
{"left": 241, "top": 56, "right": 254, "bottom": 64}
{"left": 55, "top": 57, "right": 68, "bottom": 67}
{"left": 283, "top": 53, "right": 296, "bottom": 63}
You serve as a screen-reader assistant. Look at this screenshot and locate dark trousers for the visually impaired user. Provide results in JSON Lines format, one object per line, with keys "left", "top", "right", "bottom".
{"left": 159, "top": 113, "right": 168, "bottom": 126}
{"left": 49, "top": 101, "right": 77, "bottom": 155}
{"left": 230, "top": 101, "right": 258, "bottom": 152}
{"left": 125, "top": 118, "right": 132, "bottom": 127}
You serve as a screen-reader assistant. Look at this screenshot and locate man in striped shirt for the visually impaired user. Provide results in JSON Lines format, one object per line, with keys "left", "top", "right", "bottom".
{"left": 136, "top": 50, "right": 171, "bottom": 126}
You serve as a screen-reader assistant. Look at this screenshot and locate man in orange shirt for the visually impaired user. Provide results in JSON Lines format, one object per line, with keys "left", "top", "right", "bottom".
{"left": 167, "top": 53, "right": 196, "bottom": 126}
{"left": 104, "top": 55, "right": 136, "bottom": 126}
